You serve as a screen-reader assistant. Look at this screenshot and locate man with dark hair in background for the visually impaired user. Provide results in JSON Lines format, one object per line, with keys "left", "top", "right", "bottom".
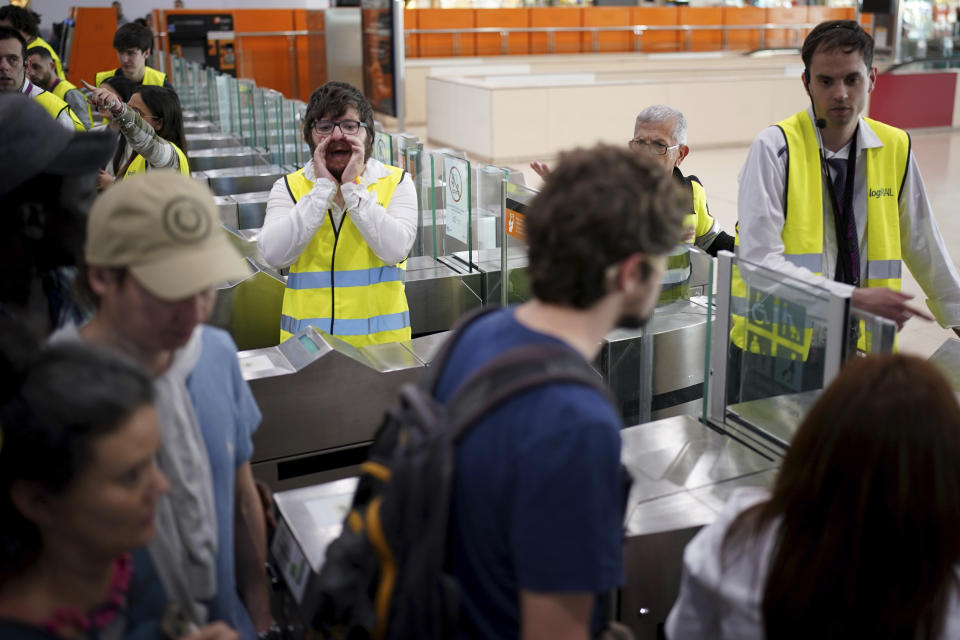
{"left": 26, "top": 45, "right": 92, "bottom": 129}
{"left": 736, "top": 19, "right": 960, "bottom": 339}
{"left": 96, "top": 22, "right": 172, "bottom": 89}
{"left": 434, "top": 145, "right": 686, "bottom": 640}
{"left": 0, "top": 94, "right": 115, "bottom": 334}
{"left": 0, "top": 5, "right": 64, "bottom": 79}
{"left": 0, "top": 26, "right": 82, "bottom": 130}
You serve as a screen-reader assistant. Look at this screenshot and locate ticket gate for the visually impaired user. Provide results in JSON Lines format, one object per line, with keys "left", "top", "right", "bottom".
{"left": 194, "top": 164, "right": 288, "bottom": 196}
{"left": 266, "top": 414, "right": 779, "bottom": 640}
{"left": 188, "top": 146, "right": 270, "bottom": 171}
{"left": 243, "top": 328, "right": 449, "bottom": 491}
{"left": 185, "top": 133, "right": 241, "bottom": 150}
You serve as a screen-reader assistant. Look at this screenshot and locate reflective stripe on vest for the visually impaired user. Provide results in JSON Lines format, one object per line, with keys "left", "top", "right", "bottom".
{"left": 280, "top": 165, "right": 410, "bottom": 348}
{"left": 730, "top": 112, "right": 910, "bottom": 356}
{"left": 124, "top": 143, "right": 191, "bottom": 178}
{"left": 96, "top": 66, "right": 167, "bottom": 87}
{"left": 32, "top": 90, "right": 85, "bottom": 131}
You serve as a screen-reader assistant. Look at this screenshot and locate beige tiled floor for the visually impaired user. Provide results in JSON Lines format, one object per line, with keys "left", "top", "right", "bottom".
{"left": 510, "top": 128, "right": 960, "bottom": 359}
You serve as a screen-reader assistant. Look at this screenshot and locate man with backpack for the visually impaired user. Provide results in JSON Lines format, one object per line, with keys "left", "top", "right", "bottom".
{"left": 434, "top": 144, "right": 685, "bottom": 639}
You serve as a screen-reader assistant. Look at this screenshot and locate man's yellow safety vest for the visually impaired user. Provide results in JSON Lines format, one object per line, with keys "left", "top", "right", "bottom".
{"left": 731, "top": 112, "right": 910, "bottom": 358}
{"left": 28, "top": 37, "right": 64, "bottom": 80}
{"left": 33, "top": 90, "right": 85, "bottom": 131}
{"left": 95, "top": 66, "right": 167, "bottom": 88}
{"left": 123, "top": 143, "right": 190, "bottom": 179}
{"left": 50, "top": 78, "right": 93, "bottom": 128}
{"left": 677, "top": 171, "right": 714, "bottom": 246}
{"left": 280, "top": 165, "right": 411, "bottom": 347}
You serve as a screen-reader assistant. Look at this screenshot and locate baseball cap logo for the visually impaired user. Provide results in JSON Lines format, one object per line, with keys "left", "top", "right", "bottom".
{"left": 163, "top": 196, "right": 211, "bottom": 244}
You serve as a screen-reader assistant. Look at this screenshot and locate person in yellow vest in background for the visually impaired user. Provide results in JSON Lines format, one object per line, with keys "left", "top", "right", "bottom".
{"left": 259, "top": 81, "right": 418, "bottom": 347}
{"left": 95, "top": 22, "right": 173, "bottom": 90}
{"left": 732, "top": 20, "right": 960, "bottom": 398}
{"left": 0, "top": 27, "right": 83, "bottom": 131}
{"left": 87, "top": 83, "right": 189, "bottom": 189}
{"left": 530, "top": 105, "right": 734, "bottom": 256}
{"left": 0, "top": 5, "right": 64, "bottom": 81}
{"left": 25, "top": 46, "right": 92, "bottom": 130}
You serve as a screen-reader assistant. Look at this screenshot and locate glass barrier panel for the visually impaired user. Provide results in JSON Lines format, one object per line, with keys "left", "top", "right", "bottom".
{"left": 252, "top": 87, "right": 267, "bottom": 150}
{"left": 503, "top": 181, "right": 536, "bottom": 305}
{"left": 206, "top": 68, "right": 220, "bottom": 125}
{"left": 476, "top": 165, "right": 508, "bottom": 304}
{"left": 373, "top": 130, "right": 393, "bottom": 165}
{"left": 701, "top": 254, "right": 715, "bottom": 427}
{"left": 403, "top": 144, "right": 426, "bottom": 257}
{"left": 280, "top": 99, "right": 301, "bottom": 169}
{"left": 848, "top": 308, "right": 897, "bottom": 355}
{"left": 264, "top": 91, "right": 284, "bottom": 165}
{"left": 393, "top": 133, "right": 418, "bottom": 167}
{"left": 294, "top": 101, "right": 309, "bottom": 168}
{"left": 441, "top": 152, "right": 472, "bottom": 271}
{"left": 724, "top": 258, "right": 836, "bottom": 447}
{"left": 237, "top": 79, "right": 256, "bottom": 146}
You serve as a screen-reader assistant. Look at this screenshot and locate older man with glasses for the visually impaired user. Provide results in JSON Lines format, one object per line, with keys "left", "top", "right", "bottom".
{"left": 532, "top": 104, "right": 734, "bottom": 256}
{"left": 259, "top": 81, "right": 417, "bottom": 347}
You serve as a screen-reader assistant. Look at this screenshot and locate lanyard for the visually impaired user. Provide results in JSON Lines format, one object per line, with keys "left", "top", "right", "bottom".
{"left": 822, "top": 128, "right": 859, "bottom": 286}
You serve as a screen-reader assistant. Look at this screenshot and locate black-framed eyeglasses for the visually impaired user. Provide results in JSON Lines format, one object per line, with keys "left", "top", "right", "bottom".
{"left": 313, "top": 119, "right": 369, "bottom": 136}
{"left": 628, "top": 138, "right": 680, "bottom": 156}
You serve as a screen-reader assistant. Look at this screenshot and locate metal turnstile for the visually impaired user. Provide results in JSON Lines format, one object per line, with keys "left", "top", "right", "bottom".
{"left": 188, "top": 146, "right": 270, "bottom": 171}
{"left": 242, "top": 328, "right": 449, "bottom": 491}
{"left": 194, "top": 164, "right": 288, "bottom": 196}
{"left": 265, "top": 415, "right": 779, "bottom": 640}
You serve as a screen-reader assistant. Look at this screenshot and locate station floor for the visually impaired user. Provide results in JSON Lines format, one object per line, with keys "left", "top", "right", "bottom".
{"left": 509, "top": 127, "right": 960, "bottom": 360}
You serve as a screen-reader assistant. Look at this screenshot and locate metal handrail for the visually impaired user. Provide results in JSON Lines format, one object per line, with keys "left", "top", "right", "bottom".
{"left": 405, "top": 22, "right": 822, "bottom": 55}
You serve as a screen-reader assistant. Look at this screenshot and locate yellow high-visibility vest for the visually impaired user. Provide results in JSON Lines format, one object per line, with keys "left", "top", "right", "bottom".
{"left": 32, "top": 90, "right": 85, "bottom": 131}
{"left": 95, "top": 66, "right": 167, "bottom": 88}
{"left": 731, "top": 112, "right": 909, "bottom": 358}
{"left": 679, "top": 173, "right": 715, "bottom": 246}
{"left": 50, "top": 78, "right": 93, "bottom": 128}
{"left": 123, "top": 143, "right": 190, "bottom": 178}
{"left": 280, "top": 165, "right": 410, "bottom": 347}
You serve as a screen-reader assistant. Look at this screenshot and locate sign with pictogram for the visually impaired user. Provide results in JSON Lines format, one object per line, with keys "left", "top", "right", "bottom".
{"left": 444, "top": 156, "right": 469, "bottom": 244}
{"left": 505, "top": 207, "right": 526, "bottom": 241}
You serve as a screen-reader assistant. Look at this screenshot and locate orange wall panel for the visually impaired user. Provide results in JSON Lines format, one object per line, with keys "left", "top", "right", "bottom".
{"left": 632, "top": 7, "right": 680, "bottom": 53}
{"left": 679, "top": 7, "right": 723, "bottom": 52}
{"left": 583, "top": 7, "right": 632, "bottom": 54}
{"left": 68, "top": 7, "right": 118, "bottom": 88}
{"left": 765, "top": 7, "right": 808, "bottom": 48}
{"left": 231, "top": 9, "right": 298, "bottom": 98}
{"left": 475, "top": 9, "right": 530, "bottom": 57}
{"left": 417, "top": 9, "right": 476, "bottom": 58}
{"left": 723, "top": 7, "right": 765, "bottom": 51}
{"left": 405, "top": 9, "right": 419, "bottom": 58}
{"left": 529, "top": 8, "right": 583, "bottom": 55}
{"left": 295, "top": 9, "right": 326, "bottom": 102}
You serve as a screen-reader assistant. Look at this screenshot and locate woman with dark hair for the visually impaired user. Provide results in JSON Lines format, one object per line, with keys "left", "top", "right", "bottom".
{"left": 87, "top": 83, "right": 188, "bottom": 190}
{"left": 0, "top": 324, "right": 238, "bottom": 640}
{"left": 666, "top": 354, "right": 960, "bottom": 639}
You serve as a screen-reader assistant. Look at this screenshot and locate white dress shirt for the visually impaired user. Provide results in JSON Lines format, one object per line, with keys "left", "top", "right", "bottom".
{"left": 665, "top": 487, "right": 960, "bottom": 639}
{"left": 737, "top": 108, "right": 960, "bottom": 327}
{"left": 259, "top": 158, "right": 418, "bottom": 269}
{"left": 22, "top": 78, "right": 75, "bottom": 131}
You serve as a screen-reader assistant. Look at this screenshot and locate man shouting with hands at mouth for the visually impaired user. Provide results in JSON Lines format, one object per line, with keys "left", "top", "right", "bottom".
{"left": 259, "top": 81, "right": 418, "bottom": 347}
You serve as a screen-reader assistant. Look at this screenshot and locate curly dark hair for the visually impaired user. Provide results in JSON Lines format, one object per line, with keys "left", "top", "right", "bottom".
{"left": 302, "top": 81, "right": 375, "bottom": 161}
{"left": 802, "top": 20, "right": 874, "bottom": 72}
{"left": 525, "top": 144, "right": 686, "bottom": 309}
{"left": 0, "top": 6, "right": 40, "bottom": 39}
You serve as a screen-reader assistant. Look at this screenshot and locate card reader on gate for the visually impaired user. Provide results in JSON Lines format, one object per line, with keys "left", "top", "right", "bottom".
{"left": 270, "top": 478, "right": 359, "bottom": 628}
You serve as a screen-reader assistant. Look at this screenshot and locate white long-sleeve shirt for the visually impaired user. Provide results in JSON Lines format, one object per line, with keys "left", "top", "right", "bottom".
{"left": 258, "top": 158, "right": 418, "bottom": 269}
{"left": 737, "top": 108, "right": 960, "bottom": 328}
{"left": 665, "top": 487, "right": 960, "bottom": 639}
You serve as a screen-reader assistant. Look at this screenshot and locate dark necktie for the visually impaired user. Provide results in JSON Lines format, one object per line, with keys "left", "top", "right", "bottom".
{"left": 827, "top": 156, "right": 860, "bottom": 286}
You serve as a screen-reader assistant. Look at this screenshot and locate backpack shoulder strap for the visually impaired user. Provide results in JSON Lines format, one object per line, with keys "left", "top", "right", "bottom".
{"left": 445, "top": 343, "right": 611, "bottom": 443}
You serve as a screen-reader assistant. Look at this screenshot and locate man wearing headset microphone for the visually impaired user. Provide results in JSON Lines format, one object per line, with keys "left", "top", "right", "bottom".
{"left": 735, "top": 20, "right": 960, "bottom": 345}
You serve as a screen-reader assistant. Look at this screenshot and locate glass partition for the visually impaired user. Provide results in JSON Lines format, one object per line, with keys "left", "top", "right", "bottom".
{"left": 263, "top": 90, "right": 284, "bottom": 165}
{"left": 705, "top": 252, "right": 897, "bottom": 453}
{"left": 373, "top": 130, "right": 393, "bottom": 165}
{"left": 252, "top": 87, "right": 267, "bottom": 150}
{"left": 237, "top": 79, "right": 256, "bottom": 147}
{"left": 439, "top": 152, "right": 472, "bottom": 270}
{"left": 293, "top": 101, "right": 309, "bottom": 168}
{"left": 502, "top": 181, "right": 537, "bottom": 305}
{"left": 403, "top": 143, "right": 426, "bottom": 257}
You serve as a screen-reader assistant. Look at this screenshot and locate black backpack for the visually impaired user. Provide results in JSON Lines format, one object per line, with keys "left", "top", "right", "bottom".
{"left": 309, "top": 307, "right": 613, "bottom": 640}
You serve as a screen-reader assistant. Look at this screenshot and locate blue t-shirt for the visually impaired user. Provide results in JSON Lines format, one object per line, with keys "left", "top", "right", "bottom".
{"left": 187, "top": 326, "right": 262, "bottom": 640}
{"left": 434, "top": 308, "right": 624, "bottom": 639}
